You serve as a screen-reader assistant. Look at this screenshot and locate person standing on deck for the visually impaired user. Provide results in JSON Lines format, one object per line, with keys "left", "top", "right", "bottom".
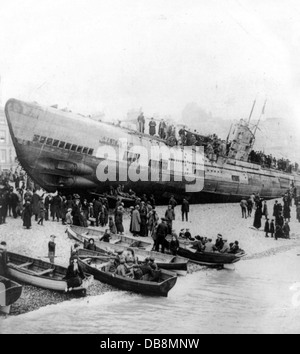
{"left": 137, "top": 112, "right": 145, "bottom": 134}
{"left": 149, "top": 118, "right": 157, "bottom": 136}
{"left": 181, "top": 198, "right": 190, "bottom": 222}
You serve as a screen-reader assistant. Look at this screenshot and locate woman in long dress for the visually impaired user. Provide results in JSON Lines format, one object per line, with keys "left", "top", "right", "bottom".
{"left": 253, "top": 203, "right": 262, "bottom": 229}
{"left": 23, "top": 201, "right": 32, "bottom": 229}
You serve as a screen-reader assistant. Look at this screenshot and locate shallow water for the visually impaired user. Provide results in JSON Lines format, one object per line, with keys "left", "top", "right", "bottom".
{"left": 1, "top": 248, "right": 300, "bottom": 334}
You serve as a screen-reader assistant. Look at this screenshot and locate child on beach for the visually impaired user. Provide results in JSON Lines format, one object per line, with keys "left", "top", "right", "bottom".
{"left": 66, "top": 208, "right": 73, "bottom": 225}
{"left": 48, "top": 235, "right": 56, "bottom": 264}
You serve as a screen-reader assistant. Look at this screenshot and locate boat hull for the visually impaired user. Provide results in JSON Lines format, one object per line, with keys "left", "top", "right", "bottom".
{"left": 67, "top": 227, "right": 188, "bottom": 275}
{"left": 78, "top": 255, "right": 177, "bottom": 297}
{"left": 0, "top": 276, "right": 23, "bottom": 314}
{"left": 4, "top": 99, "right": 300, "bottom": 204}
{"left": 177, "top": 248, "right": 244, "bottom": 266}
{"left": 3, "top": 252, "right": 93, "bottom": 294}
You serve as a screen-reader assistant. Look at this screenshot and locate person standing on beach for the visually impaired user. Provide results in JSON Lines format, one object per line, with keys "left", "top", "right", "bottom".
{"left": 240, "top": 199, "right": 248, "bottom": 219}
{"left": 131, "top": 205, "right": 141, "bottom": 236}
{"left": 270, "top": 219, "right": 275, "bottom": 238}
{"left": 48, "top": 235, "right": 56, "bottom": 264}
{"left": 247, "top": 198, "right": 253, "bottom": 217}
{"left": 169, "top": 195, "right": 177, "bottom": 211}
{"left": 273, "top": 200, "right": 280, "bottom": 219}
{"left": 264, "top": 218, "right": 270, "bottom": 237}
{"left": 37, "top": 196, "right": 45, "bottom": 226}
{"left": 181, "top": 198, "right": 190, "bottom": 222}
{"left": 32, "top": 190, "right": 40, "bottom": 222}
{"left": 262, "top": 201, "right": 268, "bottom": 219}
{"left": 165, "top": 205, "right": 175, "bottom": 234}
{"left": 283, "top": 221, "right": 290, "bottom": 239}
{"left": 23, "top": 200, "right": 32, "bottom": 229}
{"left": 155, "top": 218, "right": 168, "bottom": 253}
{"left": 0, "top": 241, "right": 8, "bottom": 275}
{"left": 253, "top": 199, "right": 263, "bottom": 229}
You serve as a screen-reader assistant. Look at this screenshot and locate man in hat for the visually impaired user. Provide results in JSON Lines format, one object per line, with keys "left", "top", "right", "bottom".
{"left": 48, "top": 235, "right": 56, "bottom": 264}
{"left": 155, "top": 218, "right": 168, "bottom": 253}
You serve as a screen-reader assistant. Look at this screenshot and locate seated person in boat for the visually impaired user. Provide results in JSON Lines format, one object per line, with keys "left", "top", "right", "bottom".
{"left": 193, "top": 236, "right": 205, "bottom": 252}
{"left": 0, "top": 241, "right": 8, "bottom": 275}
{"left": 100, "top": 230, "right": 111, "bottom": 243}
{"left": 124, "top": 249, "right": 139, "bottom": 277}
{"left": 204, "top": 238, "right": 214, "bottom": 252}
{"left": 169, "top": 234, "right": 180, "bottom": 255}
{"left": 213, "top": 234, "right": 224, "bottom": 252}
{"left": 184, "top": 229, "right": 194, "bottom": 240}
{"left": 149, "top": 257, "right": 159, "bottom": 270}
{"left": 133, "top": 258, "right": 156, "bottom": 281}
{"left": 229, "top": 241, "right": 242, "bottom": 254}
{"left": 86, "top": 238, "right": 97, "bottom": 251}
{"left": 220, "top": 239, "right": 230, "bottom": 253}
{"left": 65, "top": 257, "right": 85, "bottom": 290}
{"left": 115, "top": 258, "right": 127, "bottom": 277}
{"left": 179, "top": 229, "right": 185, "bottom": 239}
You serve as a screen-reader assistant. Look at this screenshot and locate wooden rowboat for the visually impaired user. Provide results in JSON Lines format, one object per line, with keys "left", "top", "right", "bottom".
{"left": 67, "top": 226, "right": 188, "bottom": 275}
{"left": 2, "top": 252, "right": 94, "bottom": 296}
{"left": 176, "top": 247, "right": 246, "bottom": 266}
{"left": 78, "top": 249, "right": 177, "bottom": 297}
{"left": 0, "top": 275, "right": 23, "bottom": 315}
{"left": 70, "top": 225, "right": 152, "bottom": 250}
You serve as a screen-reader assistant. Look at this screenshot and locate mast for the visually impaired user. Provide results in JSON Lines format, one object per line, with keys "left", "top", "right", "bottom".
{"left": 248, "top": 99, "right": 256, "bottom": 124}
{"left": 253, "top": 99, "right": 267, "bottom": 137}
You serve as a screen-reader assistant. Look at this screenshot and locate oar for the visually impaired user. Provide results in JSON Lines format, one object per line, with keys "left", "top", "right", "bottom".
{"left": 80, "top": 255, "right": 115, "bottom": 261}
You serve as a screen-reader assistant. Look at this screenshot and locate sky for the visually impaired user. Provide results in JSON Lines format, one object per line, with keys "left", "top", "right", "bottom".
{"left": 0, "top": 0, "right": 300, "bottom": 131}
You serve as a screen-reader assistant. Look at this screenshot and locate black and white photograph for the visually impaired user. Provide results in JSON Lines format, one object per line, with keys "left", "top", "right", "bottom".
{"left": 0, "top": 0, "right": 300, "bottom": 336}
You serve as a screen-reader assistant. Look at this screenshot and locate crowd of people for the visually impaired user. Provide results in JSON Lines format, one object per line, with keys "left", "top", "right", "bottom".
{"left": 248, "top": 151, "right": 299, "bottom": 173}
{"left": 239, "top": 189, "right": 296, "bottom": 240}
{"left": 135, "top": 113, "right": 300, "bottom": 174}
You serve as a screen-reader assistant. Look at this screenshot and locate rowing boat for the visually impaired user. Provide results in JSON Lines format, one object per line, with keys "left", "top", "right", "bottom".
{"left": 77, "top": 249, "right": 177, "bottom": 297}
{"left": 2, "top": 252, "right": 93, "bottom": 296}
{"left": 176, "top": 247, "right": 246, "bottom": 266}
{"left": 0, "top": 275, "right": 22, "bottom": 315}
{"left": 70, "top": 225, "right": 152, "bottom": 250}
{"left": 67, "top": 226, "right": 188, "bottom": 275}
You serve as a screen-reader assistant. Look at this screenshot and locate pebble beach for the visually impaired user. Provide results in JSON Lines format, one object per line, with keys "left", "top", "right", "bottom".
{"left": 1, "top": 199, "right": 300, "bottom": 316}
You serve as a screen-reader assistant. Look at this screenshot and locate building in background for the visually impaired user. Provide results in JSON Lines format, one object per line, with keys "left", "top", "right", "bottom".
{"left": 0, "top": 105, "right": 17, "bottom": 172}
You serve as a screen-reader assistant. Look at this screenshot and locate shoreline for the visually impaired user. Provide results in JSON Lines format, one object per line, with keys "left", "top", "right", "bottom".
{"left": 1, "top": 199, "right": 300, "bottom": 317}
